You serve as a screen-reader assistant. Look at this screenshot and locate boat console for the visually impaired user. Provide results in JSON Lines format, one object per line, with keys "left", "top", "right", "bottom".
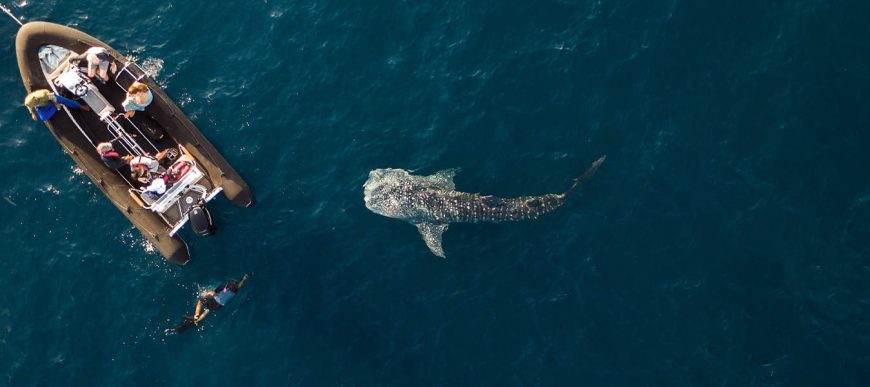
{"left": 54, "top": 66, "right": 115, "bottom": 118}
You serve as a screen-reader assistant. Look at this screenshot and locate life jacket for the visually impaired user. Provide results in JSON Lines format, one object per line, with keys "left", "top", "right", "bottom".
{"left": 131, "top": 163, "right": 151, "bottom": 183}
{"left": 130, "top": 156, "right": 158, "bottom": 170}
{"left": 100, "top": 150, "right": 125, "bottom": 169}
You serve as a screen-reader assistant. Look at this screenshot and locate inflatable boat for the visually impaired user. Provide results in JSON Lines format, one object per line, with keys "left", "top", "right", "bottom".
{"left": 15, "top": 22, "right": 252, "bottom": 265}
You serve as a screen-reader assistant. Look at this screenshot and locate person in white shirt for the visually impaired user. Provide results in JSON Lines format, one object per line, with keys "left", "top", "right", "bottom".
{"left": 68, "top": 47, "right": 118, "bottom": 83}
{"left": 124, "top": 149, "right": 170, "bottom": 183}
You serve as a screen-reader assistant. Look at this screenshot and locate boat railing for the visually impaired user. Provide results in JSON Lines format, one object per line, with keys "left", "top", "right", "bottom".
{"left": 114, "top": 59, "right": 148, "bottom": 92}
{"left": 110, "top": 114, "right": 160, "bottom": 155}
{"left": 103, "top": 117, "right": 148, "bottom": 156}
{"left": 48, "top": 63, "right": 158, "bottom": 159}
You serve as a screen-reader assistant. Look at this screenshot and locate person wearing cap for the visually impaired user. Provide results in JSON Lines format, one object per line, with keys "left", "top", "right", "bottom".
{"left": 68, "top": 47, "right": 117, "bottom": 83}
{"left": 121, "top": 82, "right": 153, "bottom": 118}
{"left": 96, "top": 142, "right": 125, "bottom": 169}
{"left": 24, "top": 89, "right": 89, "bottom": 121}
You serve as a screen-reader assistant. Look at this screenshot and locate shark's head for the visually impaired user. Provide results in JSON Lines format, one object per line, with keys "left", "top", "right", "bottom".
{"left": 363, "top": 168, "right": 418, "bottom": 220}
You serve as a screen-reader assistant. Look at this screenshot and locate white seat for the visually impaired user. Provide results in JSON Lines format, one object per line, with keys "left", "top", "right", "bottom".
{"left": 149, "top": 165, "right": 204, "bottom": 213}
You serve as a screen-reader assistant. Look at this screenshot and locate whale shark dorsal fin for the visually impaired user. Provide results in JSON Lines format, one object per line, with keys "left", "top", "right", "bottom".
{"left": 416, "top": 222, "right": 449, "bottom": 258}
{"left": 430, "top": 168, "right": 459, "bottom": 191}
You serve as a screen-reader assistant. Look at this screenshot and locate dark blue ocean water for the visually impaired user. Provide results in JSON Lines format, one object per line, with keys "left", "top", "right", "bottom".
{"left": 1, "top": 1, "right": 869, "bottom": 385}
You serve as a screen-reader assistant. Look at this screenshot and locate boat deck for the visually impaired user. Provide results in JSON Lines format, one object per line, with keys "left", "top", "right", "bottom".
{"left": 43, "top": 49, "right": 217, "bottom": 233}
{"left": 16, "top": 21, "right": 253, "bottom": 264}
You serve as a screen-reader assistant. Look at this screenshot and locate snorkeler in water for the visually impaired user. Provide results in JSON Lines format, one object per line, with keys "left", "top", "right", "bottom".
{"left": 170, "top": 274, "right": 249, "bottom": 334}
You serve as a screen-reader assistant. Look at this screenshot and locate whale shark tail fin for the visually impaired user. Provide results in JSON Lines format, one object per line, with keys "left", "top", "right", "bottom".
{"left": 565, "top": 155, "right": 606, "bottom": 197}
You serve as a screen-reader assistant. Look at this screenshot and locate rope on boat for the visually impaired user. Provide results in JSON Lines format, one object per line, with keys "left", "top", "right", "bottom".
{"left": 0, "top": 2, "right": 23, "bottom": 26}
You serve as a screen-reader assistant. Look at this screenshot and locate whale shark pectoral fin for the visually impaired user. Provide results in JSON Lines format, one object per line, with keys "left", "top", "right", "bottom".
{"left": 416, "top": 222, "right": 449, "bottom": 258}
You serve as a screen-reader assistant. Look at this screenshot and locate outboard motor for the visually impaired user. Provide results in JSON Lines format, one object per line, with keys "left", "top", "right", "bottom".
{"left": 188, "top": 204, "right": 215, "bottom": 236}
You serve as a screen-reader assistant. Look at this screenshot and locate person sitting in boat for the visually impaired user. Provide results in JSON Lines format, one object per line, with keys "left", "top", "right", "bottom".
{"left": 96, "top": 142, "right": 126, "bottom": 169}
{"left": 124, "top": 149, "right": 170, "bottom": 183}
{"left": 23, "top": 89, "right": 89, "bottom": 121}
{"left": 121, "top": 82, "right": 153, "bottom": 118}
{"left": 68, "top": 47, "right": 117, "bottom": 84}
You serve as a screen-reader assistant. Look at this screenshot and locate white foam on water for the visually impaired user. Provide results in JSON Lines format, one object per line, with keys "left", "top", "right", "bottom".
{"left": 139, "top": 57, "right": 164, "bottom": 78}
{"left": 269, "top": 6, "right": 288, "bottom": 18}
{"left": 118, "top": 229, "right": 157, "bottom": 255}
{"left": 38, "top": 184, "right": 61, "bottom": 195}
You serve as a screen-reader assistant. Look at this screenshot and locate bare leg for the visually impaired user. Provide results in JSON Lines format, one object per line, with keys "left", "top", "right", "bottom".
{"left": 195, "top": 309, "right": 210, "bottom": 323}
{"left": 155, "top": 149, "right": 170, "bottom": 161}
{"left": 194, "top": 299, "right": 203, "bottom": 319}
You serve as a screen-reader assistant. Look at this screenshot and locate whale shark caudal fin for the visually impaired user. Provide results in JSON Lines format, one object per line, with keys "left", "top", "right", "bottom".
{"left": 564, "top": 155, "right": 606, "bottom": 197}
{"left": 416, "top": 222, "right": 449, "bottom": 258}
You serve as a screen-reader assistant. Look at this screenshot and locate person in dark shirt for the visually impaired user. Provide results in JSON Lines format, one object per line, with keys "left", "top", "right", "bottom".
{"left": 96, "top": 142, "right": 125, "bottom": 169}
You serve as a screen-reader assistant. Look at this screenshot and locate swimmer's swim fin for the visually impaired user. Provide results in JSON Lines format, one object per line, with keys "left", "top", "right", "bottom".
{"left": 172, "top": 315, "right": 197, "bottom": 333}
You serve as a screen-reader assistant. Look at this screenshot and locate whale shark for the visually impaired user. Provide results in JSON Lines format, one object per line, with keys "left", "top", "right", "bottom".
{"left": 363, "top": 156, "right": 605, "bottom": 257}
